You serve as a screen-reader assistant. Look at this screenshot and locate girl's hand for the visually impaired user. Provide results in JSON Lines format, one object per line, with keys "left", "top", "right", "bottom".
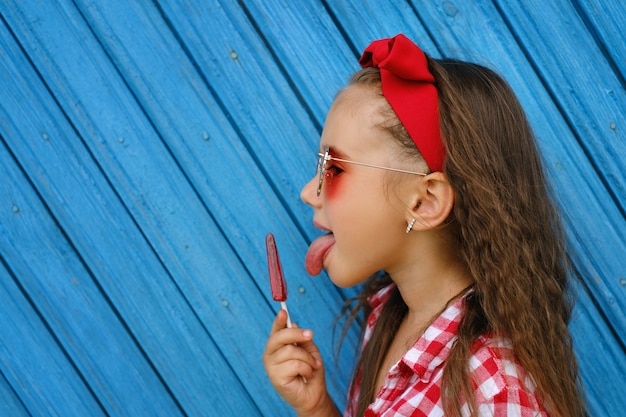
{"left": 263, "top": 310, "right": 339, "bottom": 417}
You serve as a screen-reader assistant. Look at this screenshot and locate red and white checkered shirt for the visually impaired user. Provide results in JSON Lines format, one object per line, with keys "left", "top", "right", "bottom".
{"left": 344, "top": 285, "right": 548, "bottom": 417}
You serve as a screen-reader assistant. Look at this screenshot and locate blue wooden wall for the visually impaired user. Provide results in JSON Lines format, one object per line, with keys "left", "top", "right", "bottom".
{"left": 0, "top": 1, "right": 624, "bottom": 416}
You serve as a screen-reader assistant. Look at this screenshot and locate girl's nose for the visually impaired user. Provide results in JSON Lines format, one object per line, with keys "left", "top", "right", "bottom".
{"left": 301, "top": 176, "right": 320, "bottom": 207}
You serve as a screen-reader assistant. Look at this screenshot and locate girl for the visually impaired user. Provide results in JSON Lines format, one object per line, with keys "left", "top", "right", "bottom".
{"left": 263, "top": 34, "right": 585, "bottom": 417}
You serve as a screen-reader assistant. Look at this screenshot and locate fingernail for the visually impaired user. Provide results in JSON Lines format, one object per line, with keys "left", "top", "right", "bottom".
{"left": 302, "top": 330, "right": 313, "bottom": 338}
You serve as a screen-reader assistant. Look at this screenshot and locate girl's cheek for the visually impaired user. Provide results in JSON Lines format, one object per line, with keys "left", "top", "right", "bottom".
{"left": 325, "top": 173, "right": 342, "bottom": 199}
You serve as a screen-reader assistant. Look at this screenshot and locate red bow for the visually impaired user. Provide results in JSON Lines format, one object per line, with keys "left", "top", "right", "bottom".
{"left": 359, "top": 34, "right": 444, "bottom": 172}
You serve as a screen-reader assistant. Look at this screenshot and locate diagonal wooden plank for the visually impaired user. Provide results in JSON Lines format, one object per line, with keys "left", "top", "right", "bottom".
{"left": 493, "top": 0, "right": 625, "bottom": 202}
{"left": 0, "top": 5, "right": 267, "bottom": 415}
{"left": 0, "top": 0, "right": 365, "bottom": 413}
{"left": 572, "top": 0, "right": 626, "bottom": 82}
{"left": 570, "top": 282, "right": 626, "bottom": 415}
{"left": 0, "top": 153, "right": 112, "bottom": 417}
{"left": 320, "top": 0, "right": 440, "bottom": 56}
{"left": 70, "top": 0, "right": 362, "bottom": 406}
{"left": 0, "top": 369, "right": 29, "bottom": 417}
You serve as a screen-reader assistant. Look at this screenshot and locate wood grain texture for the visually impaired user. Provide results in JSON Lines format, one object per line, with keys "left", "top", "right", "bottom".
{"left": 0, "top": 0, "right": 624, "bottom": 416}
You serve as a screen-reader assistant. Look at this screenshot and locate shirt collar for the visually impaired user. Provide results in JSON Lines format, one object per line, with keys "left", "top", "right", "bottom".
{"left": 368, "top": 283, "right": 396, "bottom": 310}
{"left": 400, "top": 294, "right": 466, "bottom": 382}
{"left": 368, "top": 284, "right": 470, "bottom": 383}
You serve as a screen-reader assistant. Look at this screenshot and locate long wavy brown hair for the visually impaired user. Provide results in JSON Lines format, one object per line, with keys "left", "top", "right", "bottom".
{"left": 342, "top": 61, "right": 586, "bottom": 416}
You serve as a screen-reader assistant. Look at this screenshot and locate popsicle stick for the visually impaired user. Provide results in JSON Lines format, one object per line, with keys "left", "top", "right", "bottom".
{"left": 281, "top": 301, "right": 292, "bottom": 328}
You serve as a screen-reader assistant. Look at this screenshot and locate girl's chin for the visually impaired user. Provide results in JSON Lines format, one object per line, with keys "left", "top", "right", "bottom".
{"left": 325, "top": 264, "right": 373, "bottom": 289}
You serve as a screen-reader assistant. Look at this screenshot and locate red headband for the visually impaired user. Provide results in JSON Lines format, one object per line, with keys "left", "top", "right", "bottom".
{"left": 359, "top": 34, "right": 444, "bottom": 172}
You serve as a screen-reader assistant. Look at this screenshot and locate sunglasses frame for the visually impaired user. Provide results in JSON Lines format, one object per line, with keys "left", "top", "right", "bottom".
{"left": 316, "top": 145, "right": 428, "bottom": 196}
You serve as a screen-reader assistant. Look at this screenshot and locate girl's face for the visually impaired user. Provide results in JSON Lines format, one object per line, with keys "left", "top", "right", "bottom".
{"left": 301, "top": 85, "right": 419, "bottom": 287}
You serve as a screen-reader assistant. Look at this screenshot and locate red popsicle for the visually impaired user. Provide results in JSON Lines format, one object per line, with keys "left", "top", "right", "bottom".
{"left": 266, "top": 233, "right": 292, "bottom": 327}
{"left": 266, "top": 233, "right": 287, "bottom": 301}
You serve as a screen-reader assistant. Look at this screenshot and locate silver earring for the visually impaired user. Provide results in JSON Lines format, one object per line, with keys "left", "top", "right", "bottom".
{"left": 405, "top": 218, "right": 416, "bottom": 234}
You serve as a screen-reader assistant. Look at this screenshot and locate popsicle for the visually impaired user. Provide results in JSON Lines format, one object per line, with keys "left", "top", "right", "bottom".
{"left": 266, "top": 233, "right": 292, "bottom": 327}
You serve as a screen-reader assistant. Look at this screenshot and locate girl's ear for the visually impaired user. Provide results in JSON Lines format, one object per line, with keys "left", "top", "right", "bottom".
{"left": 408, "top": 172, "right": 455, "bottom": 230}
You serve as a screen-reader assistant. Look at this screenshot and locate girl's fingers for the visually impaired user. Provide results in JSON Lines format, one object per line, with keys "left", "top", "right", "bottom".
{"left": 264, "top": 310, "right": 322, "bottom": 379}
{"left": 269, "top": 309, "right": 289, "bottom": 333}
{"left": 265, "top": 334, "right": 319, "bottom": 371}
{"left": 270, "top": 342, "right": 317, "bottom": 366}
{"left": 266, "top": 312, "right": 314, "bottom": 352}
{"left": 284, "top": 358, "right": 317, "bottom": 381}
{"left": 293, "top": 338, "right": 323, "bottom": 370}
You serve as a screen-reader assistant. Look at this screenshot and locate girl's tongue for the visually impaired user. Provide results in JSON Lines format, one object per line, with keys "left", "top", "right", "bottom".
{"left": 305, "top": 233, "right": 336, "bottom": 276}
